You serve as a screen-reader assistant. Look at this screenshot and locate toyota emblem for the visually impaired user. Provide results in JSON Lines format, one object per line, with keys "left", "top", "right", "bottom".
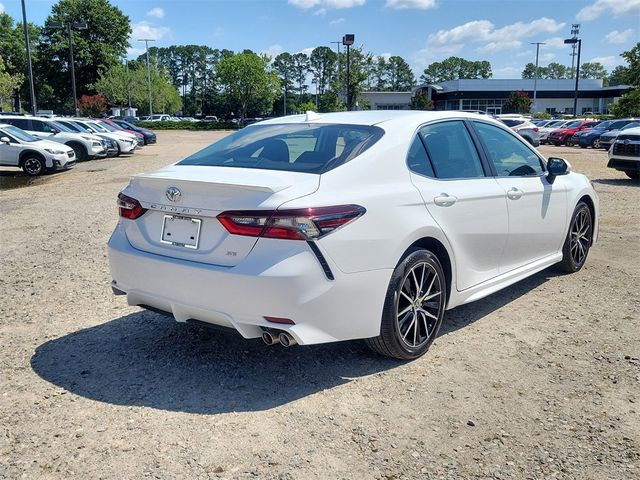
{"left": 166, "top": 186, "right": 182, "bottom": 202}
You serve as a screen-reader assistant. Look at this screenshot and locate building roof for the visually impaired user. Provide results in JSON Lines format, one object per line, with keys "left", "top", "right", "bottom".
{"left": 427, "top": 78, "right": 605, "bottom": 92}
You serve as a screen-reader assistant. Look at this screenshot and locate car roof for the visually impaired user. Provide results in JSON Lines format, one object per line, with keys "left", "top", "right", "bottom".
{"left": 257, "top": 110, "right": 503, "bottom": 129}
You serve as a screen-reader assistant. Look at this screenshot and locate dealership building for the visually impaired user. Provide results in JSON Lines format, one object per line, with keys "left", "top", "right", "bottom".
{"left": 359, "top": 79, "right": 632, "bottom": 115}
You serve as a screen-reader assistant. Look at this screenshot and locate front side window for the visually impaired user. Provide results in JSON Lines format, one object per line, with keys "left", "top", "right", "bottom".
{"left": 418, "top": 121, "right": 485, "bottom": 179}
{"left": 178, "top": 123, "right": 384, "bottom": 174}
{"left": 474, "top": 122, "right": 544, "bottom": 177}
{"left": 32, "top": 120, "right": 56, "bottom": 133}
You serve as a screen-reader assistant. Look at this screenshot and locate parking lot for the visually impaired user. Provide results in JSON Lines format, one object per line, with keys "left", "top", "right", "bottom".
{"left": 0, "top": 130, "right": 638, "bottom": 479}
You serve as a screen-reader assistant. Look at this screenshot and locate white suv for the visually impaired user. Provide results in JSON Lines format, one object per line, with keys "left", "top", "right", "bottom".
{"left": 0, "top": 123, "right": 76, "bottom": 175}
{"left": 72, "top": 119, "right": 138, "bottom": 154}
{"left": 607, "top": 126, "right": 640, "bottom": 180}
{"left": 0, "top": 115, "right": 106, "bottom": 161}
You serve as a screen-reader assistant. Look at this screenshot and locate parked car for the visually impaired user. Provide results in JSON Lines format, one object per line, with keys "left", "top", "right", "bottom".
{"left": 111, "top": 119, "right": 157, "bottom": 145}
{"left": 203, "top": 115, "right": 218, "bottom": 121}
{"left": 547, "top": 120, "right": 599, "bottom": 146}
{"left": 141, "top": 114, "right": 173, "bottom": 122}
{"left": 0, "top": 115, "right": 106, "bottom": 161}
{"left": 577, "top": 119, "right": 639, "bottom": 149}
{"left": 598, "top": 121, "right": 640, "bottom": 150}
{"left": 0, "top": 123, "right": 75, "bottom": 175}
{"left": 72, "top": 119, "right": 138, "bottom": 154}
{"left": 55, "top": 119, "right": 119, "bottom": 157}
{"left": 97, "top": 118, "right": 145, "bottom": 146}
{"left": 497, "top": 117, "right": 540, "bottom": 146}
{"left": 538, "top": 120, "right": 572, "bottom": 144}
{"left": 109, "top": 111, "right": 598, "bottom": 360}
{"left": 113, "top": 116, "right": 140, "bottom": 123}
{"left": 607, "top": 126, "right": 640, "bottom": 180}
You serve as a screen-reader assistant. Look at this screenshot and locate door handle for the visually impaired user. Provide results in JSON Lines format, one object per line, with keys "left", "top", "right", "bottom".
{"left": 506, "top": 187, "right": 523, "bottom": 200}
{"left": 433, "top": 193, "right": 457, "bottom": 207}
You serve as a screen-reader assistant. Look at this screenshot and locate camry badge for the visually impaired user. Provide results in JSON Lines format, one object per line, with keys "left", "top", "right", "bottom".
{"left": 166, "top": 186, "right": 182, "bottom": 203}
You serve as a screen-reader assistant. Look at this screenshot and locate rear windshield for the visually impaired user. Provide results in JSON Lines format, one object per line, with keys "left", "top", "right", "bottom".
{"left": 178, "top": 123, "right": 384, "bottom": 174}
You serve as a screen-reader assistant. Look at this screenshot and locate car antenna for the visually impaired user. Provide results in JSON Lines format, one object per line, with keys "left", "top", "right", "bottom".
{"left": 305, "top": 111, "right": 321, "bottom": 122}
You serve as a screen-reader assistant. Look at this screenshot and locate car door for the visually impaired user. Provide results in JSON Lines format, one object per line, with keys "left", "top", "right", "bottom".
{"left": 407, "top": 120, "right": 509, "bottom": 291}
{"left": 0, "top": 131, "right": 23, "bottom": 166}
{"left": 472, "top": 121, "right": 568, "bottom": 272}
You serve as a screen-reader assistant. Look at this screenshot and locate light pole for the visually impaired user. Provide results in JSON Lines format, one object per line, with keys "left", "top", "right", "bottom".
{"left": 564, "top": 37, "right": 582, "bottom": 118}
{"left": 21, "top": 0, "right": 37, "bottom": 115}
{"left": 138, "top": 39, "right": 156, "bottom": 116}
{"left": 530, "top": 42, "right": 545, "bottom": 114}
{"left": 569, "top": 24, "right": 580, "bottom": 79}
{"left": 50, "top": 20, "right": 87, "bottom": 116}
{"left": 342, "top": 34, "right": 354, "bottom": 111}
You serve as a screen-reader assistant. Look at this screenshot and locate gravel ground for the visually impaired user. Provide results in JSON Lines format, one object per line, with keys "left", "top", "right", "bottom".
{"left": 0, "top": 131, "right": 638, "bottom": 479}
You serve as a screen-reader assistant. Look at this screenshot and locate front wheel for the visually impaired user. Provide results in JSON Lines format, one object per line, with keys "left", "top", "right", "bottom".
{"left": 366, "top": 249, "right": 446, "bottom": 360}
{"left": 558, "top": 201, "right": 593, "bottom": 273}
{"left": 591, "top": 138, "right": 601, "bottom": 149}
{"left": 21, "top": 155, "right": 45, "bottom": 176}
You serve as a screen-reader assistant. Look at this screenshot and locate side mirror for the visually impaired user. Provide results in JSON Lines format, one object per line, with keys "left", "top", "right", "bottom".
{"left": 547, "top": 157, "right": 569, "bottom": 184}
{"left": 0, "top": 136, "right": 11, "bottom": 145}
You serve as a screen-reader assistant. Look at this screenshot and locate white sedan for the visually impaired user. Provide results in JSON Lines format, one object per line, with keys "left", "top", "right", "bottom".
{"left": 108, "top": 111, "right": 598, "bottom": 360}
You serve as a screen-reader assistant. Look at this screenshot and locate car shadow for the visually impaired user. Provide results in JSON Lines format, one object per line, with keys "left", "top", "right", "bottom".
{"left": 592, "top": 178, "right": 638, "bottom": 186}
{"left": 0, "top": 170, "right": 61, "bottom": 190}
{"left": 31, "top": 269, "right": 558, "bottom": 414}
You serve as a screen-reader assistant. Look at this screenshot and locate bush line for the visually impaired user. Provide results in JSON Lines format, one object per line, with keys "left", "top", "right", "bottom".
{"left": 136, "top": 120, "right": 240, "bottom": 130}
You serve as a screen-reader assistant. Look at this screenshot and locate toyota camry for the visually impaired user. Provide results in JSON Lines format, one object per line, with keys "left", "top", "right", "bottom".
{"left": 108, "top": 111, "right": 598, "bottom": 360}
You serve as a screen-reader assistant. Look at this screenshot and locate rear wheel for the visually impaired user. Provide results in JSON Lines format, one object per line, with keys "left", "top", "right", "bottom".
{"left": 558, "top": 201, "right": 592, "bottom": 273}
{"left": 366, "top": 249, "right": 446, "bottom": 360}
{"left": 21, "top": 155, "right": 45, "bottom": 176}
{"left": 591, "top": 138, "right": 601, "bottom": 149}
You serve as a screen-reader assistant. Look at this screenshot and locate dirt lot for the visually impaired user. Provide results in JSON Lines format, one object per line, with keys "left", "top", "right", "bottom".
{"left": 1, "top": 131, "right": 638, "bottom": 479}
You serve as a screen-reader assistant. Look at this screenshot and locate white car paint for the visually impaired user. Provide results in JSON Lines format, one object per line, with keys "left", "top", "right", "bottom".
{"left": 73, "top": 119, "right": 138, "bottom": 154}
{"left": 607, "top": 126, "right": 640, "bottom": 179}
{"left": 0, "top": 123, "right": 76, "bottom": 172}
{"left": 108, "top": 111, "right": 598, "bottom": 348}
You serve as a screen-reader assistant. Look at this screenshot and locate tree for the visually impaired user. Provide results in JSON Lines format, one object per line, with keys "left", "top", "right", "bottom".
{"left": 291, "top": 53, "right": 309, "bottom": 102}
{"left": 621, "top": 42, "right": 640, "bottom": 86}
{"left": 609, "top": 65, "right": 630, "bottom": 86}
{"left": 610, "top": 88, "right": 640, "bottom": 117}
{"left": 420, "top": 56, "right": 492, "bottom": 83}
{"left": 92, "top": 63, "right": 132, "bottom": 108}
{"left": 0, "top": 57, "right": 24, "bottom": 111}
{"left": 521, "top": 63, "right": 547, "bottom": 79}
{"left": 37, "top": 0, "right": 131, "bottom": 112}
{"left": 580, "top": 62, "right": 608, "bottom": 80}
{"left": 409, "top": 91, "right": 433, "bottom": 110}
{"left": 273, "top": 52, "right": 295, "bottom": 113}
{"left": 502, "top": 91, "right": 532, "bottom": 114}
{"left": 381, "top": 56, "right": 415, "bottom": 91}
{"left": 217, "top": 52, "right": 279, "bottom": 119}
{"left": 544, "top": 62, "right": 569, "bottom": 79}
{"left": 309, "top": 47, "right": 337, "bottom": 96}
{"left": 77, "top": 94, "right": 106, "bottom": 116}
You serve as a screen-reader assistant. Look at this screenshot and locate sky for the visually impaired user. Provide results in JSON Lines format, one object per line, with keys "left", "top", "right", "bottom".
{"left": 3, "top": 0, "right": 639, "bottom": 79}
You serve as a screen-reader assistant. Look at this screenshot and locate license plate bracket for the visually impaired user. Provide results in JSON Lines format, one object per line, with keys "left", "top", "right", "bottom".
{"left": 161, "top": 215, "right": 201, "bottom": 249}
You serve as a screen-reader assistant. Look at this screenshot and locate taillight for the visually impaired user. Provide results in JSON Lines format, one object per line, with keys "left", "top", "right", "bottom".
{"left": 533, "top": 127, "right": 539, "bottom": 132}
{"left": 117, "top": 192, "right": 146, "bottom": 219}
{"left": 217, "top": 205, "right": 366, "bottom": 240}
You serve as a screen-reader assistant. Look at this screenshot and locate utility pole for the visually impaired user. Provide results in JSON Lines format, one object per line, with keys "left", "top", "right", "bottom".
{"left": 330, "top": 40, "right": 342, "bottom": 102}
{"left": 342, "top": 34, "right": 354, "bottom": 111}
{"left": 21, "top": 0, "right": 37, "bottom": 115}
{"left": 530, "top": 42, "right": 545, "bottom": 114}
{"left": 139, "top": 39, "right": 156, "bottom": 116}
{"left": 564, "top": 37, "right": 582, "bottom": 118}
{"left": 50, "top": 20, "right": 87, "bottom": 116}
{"left": 569, "top": 24, "right": 580, "bottom": 79}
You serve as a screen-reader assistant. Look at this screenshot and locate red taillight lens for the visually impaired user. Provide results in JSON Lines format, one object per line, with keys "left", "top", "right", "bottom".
{"left": 117, "top": 192, "right": 146, "bottom": 219}
{"left": 217, "top": 205, "right": 365, "bottom": 240}
{"left": 533, "top": 127, "right": 539, "bottom": 132}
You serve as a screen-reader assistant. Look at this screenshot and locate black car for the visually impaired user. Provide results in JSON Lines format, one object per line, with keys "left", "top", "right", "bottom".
{"left": 112, "top": 119, "right": 157, "bottom": 145}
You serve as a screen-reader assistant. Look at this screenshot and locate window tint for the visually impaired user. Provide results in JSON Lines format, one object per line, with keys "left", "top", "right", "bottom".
{"left": 179, "top": 123, "right": 384, "bottom": 174}
{"left": 418, "top": 121, "right": 484, "bottom": 179}
{"left": 4, "top": 118, "right": 30, "bottom": 130}
{"left": 31, "top": 120, "right": 56, "bottom": 133}
{"left": 406, "top": 135, "right": 434, "bottom": 177}
{"left": 474, "top": 122, "right": 544, "bottom": 177}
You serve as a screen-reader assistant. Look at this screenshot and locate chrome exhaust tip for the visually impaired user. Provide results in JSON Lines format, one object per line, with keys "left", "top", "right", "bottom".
{"left": 261, "top": 331, "right": 277, "bottom": 346}
{"left": 279, "top": 332, "right": 297, "bottom": 347}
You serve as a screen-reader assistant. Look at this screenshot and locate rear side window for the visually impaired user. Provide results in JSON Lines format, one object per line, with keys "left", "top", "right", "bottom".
{"left": 178, "top": 123, "right": 384, "bottom": 174}
{"left": 418, "top": 121, "right": 485, "bottom": 179}
{"left": 406, "top": 135, "right": 435, "bottom": 177}
{"left": 3, "top": 118, "right": 30, "bottom": 130}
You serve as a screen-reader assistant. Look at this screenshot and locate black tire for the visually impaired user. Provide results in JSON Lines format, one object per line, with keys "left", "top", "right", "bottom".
{"left": 625, "top": 171, "right": 639, "bottom": 180}
{"left": 558, "top": 201, "right": 593, "bottom": 273}
{"left": 21, "top": 154, "right": 46, "bottom": 176}
{"left": 591, "top": 138, "right": 601, "bottom": 149}
{"left": 366, "top": 249, "right": 446, "bottom": 360}
{"left": 115, "top": 142, "right": 121, "bottom": 156}
{"left": 67, "top": 142, "right": 87, "bottom": 161}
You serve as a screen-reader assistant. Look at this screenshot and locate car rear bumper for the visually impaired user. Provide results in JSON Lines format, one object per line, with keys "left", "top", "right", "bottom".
{"left": 108, "top": 224, "right": 391, "bottom": 345}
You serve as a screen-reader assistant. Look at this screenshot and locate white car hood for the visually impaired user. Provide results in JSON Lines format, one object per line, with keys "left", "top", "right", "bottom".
{"left": 34, "top": 138, "right": 73, "bottom": 152}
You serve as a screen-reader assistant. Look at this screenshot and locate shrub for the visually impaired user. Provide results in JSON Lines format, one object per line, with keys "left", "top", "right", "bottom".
{"left": 78, "top": 94, "right": 107, "bottom": 117}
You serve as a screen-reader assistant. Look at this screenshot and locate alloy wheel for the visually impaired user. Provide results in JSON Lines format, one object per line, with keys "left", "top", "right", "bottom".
{"left": 396, "top": 262, "right": 442, "bottom": 348}
{"left": 569, "top": 208, "right": 591, "bottom": 266}
{"left": 24, "top": 157, "right": 43, "bottom": 175}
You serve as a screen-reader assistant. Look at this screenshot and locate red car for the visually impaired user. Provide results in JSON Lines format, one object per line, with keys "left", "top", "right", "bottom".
{"left": 548, "top": 120, "right": 599, "bottom": 146}
{"left": 96, "top": 118, "right": 145, "bottom": 146}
